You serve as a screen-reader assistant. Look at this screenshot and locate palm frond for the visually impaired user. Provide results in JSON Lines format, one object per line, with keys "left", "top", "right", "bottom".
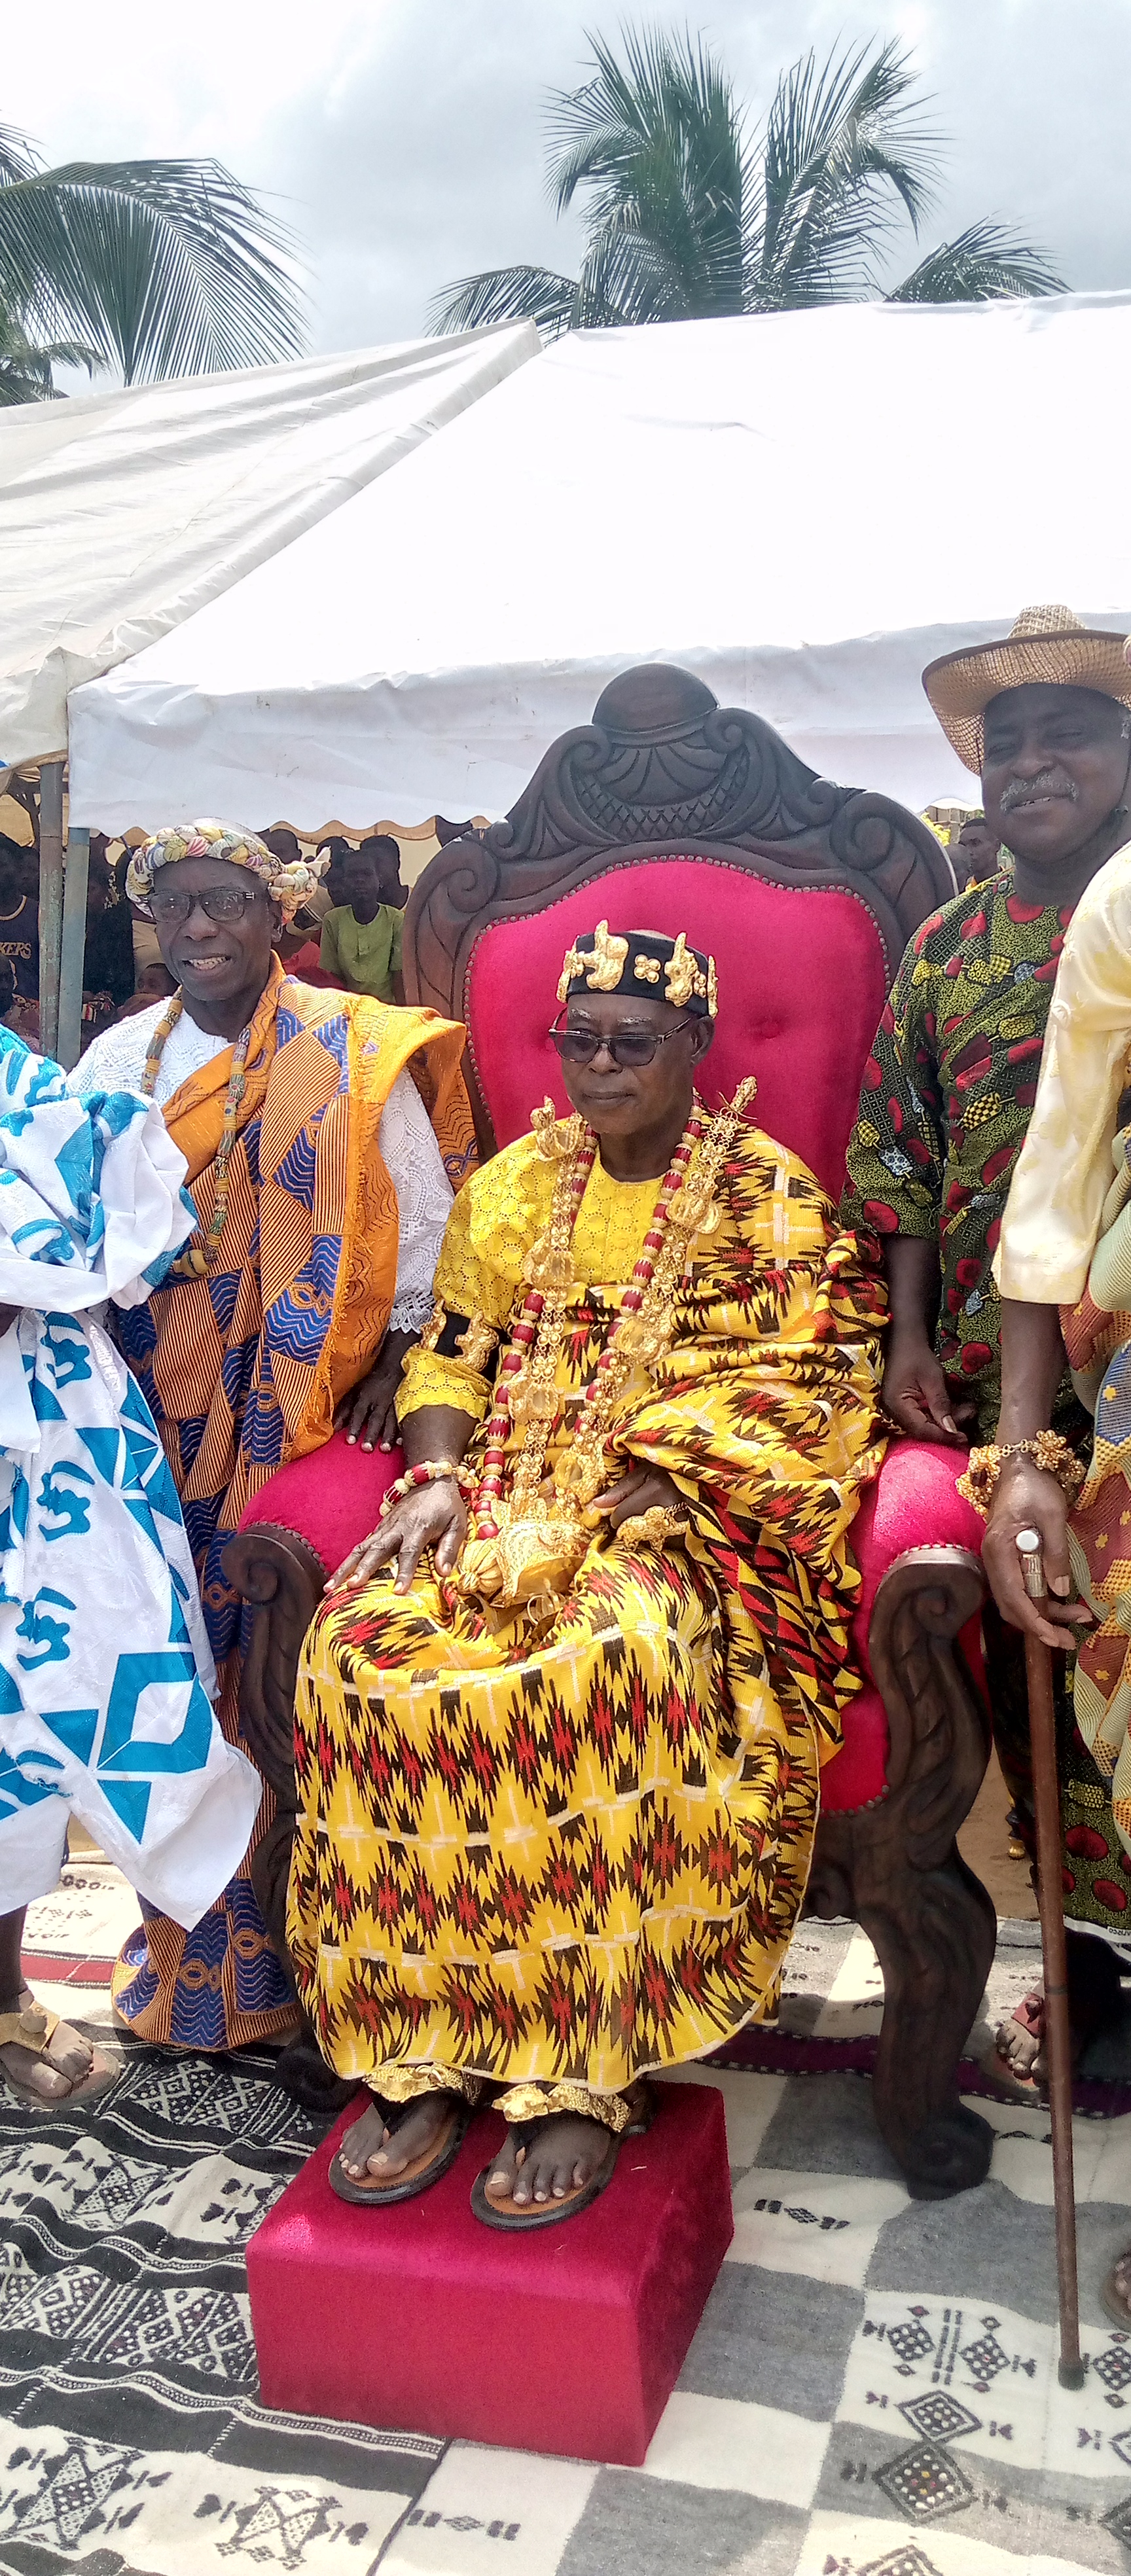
{"left": 0, "top": 124, "right": 39, "bottom": 187}
{"left": 429, "top": 264, "right": 579, "bottom": 337}
{"left": 753, "top": 40, "right": 941, "bottom": 308}
{"left": 544, "top": 27, "right": 745, "bottom": 319}
{"left": 0, "top": 156, "right": 304, "bottom": 382}
{"left": 428, "top": 26, "right": 1068, "bottom": 338}
{"left": 888, "top": 220, "right": 1067, "bottom": 302}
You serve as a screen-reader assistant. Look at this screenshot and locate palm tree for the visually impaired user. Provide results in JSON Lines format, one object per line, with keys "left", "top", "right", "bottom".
{"left": 432, "top": 29, "right": 1065, "bottom": 336}
{"left": 0, "top": 122, "right": 304, "bottom": 398}
{"left": 0, "top": 308, "right": 97, "bottom": 406}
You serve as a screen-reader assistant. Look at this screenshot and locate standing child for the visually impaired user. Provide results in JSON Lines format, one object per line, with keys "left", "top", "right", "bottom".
{"left": 319, "top": 841, "right": 405, "bottom": 1004}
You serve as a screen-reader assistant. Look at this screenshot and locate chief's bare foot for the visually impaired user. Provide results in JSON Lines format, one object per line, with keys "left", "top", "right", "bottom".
{"left": 485, "top": 2113, "right": 611, "bottom": 2205}
{"left": 0, "top": 1987, "right": 94, "bottom": 2103}
{"left": 339, "top": 2092, "right": 459, "bottom": 2181}
{"left": 993, "top": 1934, "right": 1125, "bottom": 2090}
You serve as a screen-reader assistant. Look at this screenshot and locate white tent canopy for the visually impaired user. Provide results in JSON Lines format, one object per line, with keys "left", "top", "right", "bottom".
{"left": 0, "top": 322, "right": 537, "bottom": 769}
{"left": 69, "top": 293, "right": 1131, "bottom": 829}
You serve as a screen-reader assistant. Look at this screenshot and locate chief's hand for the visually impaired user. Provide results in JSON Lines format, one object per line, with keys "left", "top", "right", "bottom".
{"left": 334, "top": 1327, "right": 416, "bottom": 1452}
{"left": 326, "top": 1481, "right": 467, "bottom": 1597}
{"left": 592, "top": 1463, "right": 684, "bottom": 1530}
{"left": 880, "top": 1331, "right": 975, "bottom": 1446}
{"left": 981, "top": 1455, "right": 1092, "bottom": 1651}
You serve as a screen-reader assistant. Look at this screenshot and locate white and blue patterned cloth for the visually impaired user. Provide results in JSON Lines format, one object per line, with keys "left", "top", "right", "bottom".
{"left": 0, "top": 1030, "right": 259, "bottom": 1924}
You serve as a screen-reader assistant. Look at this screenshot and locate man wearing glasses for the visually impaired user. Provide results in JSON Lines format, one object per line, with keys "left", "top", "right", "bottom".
{"left": 286, "top": 922, "right": 885, "bottom": 2229}
{"left": 73, "top": 821, "right": 473, "bottom": 2078}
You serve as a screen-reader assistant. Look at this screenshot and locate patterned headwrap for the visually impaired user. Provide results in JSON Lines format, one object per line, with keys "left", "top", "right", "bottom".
{"left": 558, "top": 920, "right": 718, "bottom": 1016}
{"left": 125, "top": 819, "right": 326, "bottom": 925}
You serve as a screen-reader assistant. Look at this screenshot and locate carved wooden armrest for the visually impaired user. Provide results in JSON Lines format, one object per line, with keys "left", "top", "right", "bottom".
{"left": 867, "top": 1543, "right": 990, "bottom": 1842}
{"left": 221, "top": 1524, "right": 325, "bottom": 1800}
{"left": 810, "top": 1543, "right": 997, "bottom": 2202}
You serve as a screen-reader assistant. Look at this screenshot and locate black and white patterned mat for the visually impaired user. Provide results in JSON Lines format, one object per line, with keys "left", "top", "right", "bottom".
{"left": 8, "top": 1882, "right": 1131, "bottom": 2575}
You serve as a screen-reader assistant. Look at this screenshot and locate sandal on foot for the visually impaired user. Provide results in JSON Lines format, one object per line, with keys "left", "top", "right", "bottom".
{"left": 329, "top": 2094, "right": 470, "bottom": 2206}
{"left": 0, "top": 2000, "right": 111, "bottom": 2114}
{"left": 983, "top": 1991, "right": 1056, "bottom": 2104}
{"left": 471, "top": 2119, "right": 621, "bottom": 2231}
{"left": 1102, "top": 2249, "right": 1131, "bottom": 2330}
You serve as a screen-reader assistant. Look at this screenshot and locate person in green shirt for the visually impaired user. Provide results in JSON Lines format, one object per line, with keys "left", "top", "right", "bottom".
{"left": 842, "top": 603, "right": 1131, "bottom": 2096}
{"left": 320, "top": 840, "right": 405, "bottom": 1003}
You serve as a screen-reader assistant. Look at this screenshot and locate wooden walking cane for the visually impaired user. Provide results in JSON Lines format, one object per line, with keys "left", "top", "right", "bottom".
{"left": 1015, "top": 1527, "right": 1085, "bottom": 2390}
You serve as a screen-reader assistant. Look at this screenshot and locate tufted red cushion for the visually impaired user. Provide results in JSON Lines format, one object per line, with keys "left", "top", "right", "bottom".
{"left": 465, "top": 859, "right": 888, "bottom": 1199}
{"left": 239, "top": 1430, "right": 403, "bottom": 1573}
{"left": 820, "top": 1442, "right": 988, "bottom": 1813}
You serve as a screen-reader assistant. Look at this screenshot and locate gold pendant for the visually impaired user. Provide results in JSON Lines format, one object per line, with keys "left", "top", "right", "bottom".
{"left": 615, "top": 1312, "right": 672, "bottom": 1365}
{"left": 511, "top": 1376, "right": 559, "bottom": 1424}
{"left": 531, "top": 1099, "right": 581, "bottom": 1161}
{"left": 669, "top": 1179, "right": 719, "bottom": 1237}
{"left": 522, "top": 1238, "right": 574, "bottom": 1291}
{"left": 454, "top": 1312, "right": 499, "bottom": 1372}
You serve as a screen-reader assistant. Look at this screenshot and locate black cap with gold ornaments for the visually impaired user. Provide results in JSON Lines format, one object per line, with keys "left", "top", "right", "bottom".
{"left": 558, "top": 921, "right": 717, "bottom": 1016}
{"left": 923, "top": 604, "right": 1131, "bottom": 774}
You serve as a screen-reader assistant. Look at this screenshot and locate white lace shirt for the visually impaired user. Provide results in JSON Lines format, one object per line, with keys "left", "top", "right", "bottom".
{"left": 75, "top": 1001, "right": 453, "bottom": 1332}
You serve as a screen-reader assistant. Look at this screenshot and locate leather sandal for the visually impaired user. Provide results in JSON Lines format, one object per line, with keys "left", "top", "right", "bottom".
{"left": 0, "top": 1998, "right": 110, "bottom": 2113}
{"left": 329, "top": 2092, "right": 471, "bottom": 2206}
{"left": 471, "top": 2119, "right": 622, "bottom": 2230}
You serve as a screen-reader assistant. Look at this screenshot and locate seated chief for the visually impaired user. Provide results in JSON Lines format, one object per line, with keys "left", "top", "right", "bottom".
{"left": 288, "top": 924, "right": 886, "bottom": 2227}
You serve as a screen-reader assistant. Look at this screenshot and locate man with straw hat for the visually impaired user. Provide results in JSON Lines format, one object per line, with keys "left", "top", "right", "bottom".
{"left": 844, "top": 605, "right": 1131, "bottom": 2094}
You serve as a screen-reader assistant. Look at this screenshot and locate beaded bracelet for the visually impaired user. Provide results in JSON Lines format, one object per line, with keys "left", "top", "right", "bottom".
{"left": 958, "top": 1431, "right": 1086, "bottom": 1520}
{"left": 376, "top": 1459, "right": 477, "bottom": 1521}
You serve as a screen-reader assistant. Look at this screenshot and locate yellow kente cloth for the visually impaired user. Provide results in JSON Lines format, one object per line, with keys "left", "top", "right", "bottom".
{"left": 288, "top": 1109, "right": 886, "bottom": 2094}
{"left": 111, "top": 957, "right": 473, "bottom": 2050}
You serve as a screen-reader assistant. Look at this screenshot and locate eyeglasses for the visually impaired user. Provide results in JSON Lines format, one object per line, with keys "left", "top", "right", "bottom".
{"left": 142, "top": 884, "right": 265, "bottom": 927}
{"left": 548, "top": 1014, "right": 695, "bottom": 1068}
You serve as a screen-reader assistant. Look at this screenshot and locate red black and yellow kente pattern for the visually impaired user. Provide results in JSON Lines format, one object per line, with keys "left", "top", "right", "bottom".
{"left": 288, "top": 1108, "right": 886, "bottom": 2098}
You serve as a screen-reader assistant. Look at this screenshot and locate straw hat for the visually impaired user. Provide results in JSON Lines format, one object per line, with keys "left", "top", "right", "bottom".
{"left": 923, "top": 605, "right": 1131, "bottom": 773}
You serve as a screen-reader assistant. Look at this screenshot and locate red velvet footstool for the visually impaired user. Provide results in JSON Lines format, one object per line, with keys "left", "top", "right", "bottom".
{"left": 247, "top": 2082, "right": 732, "bottom": 2465}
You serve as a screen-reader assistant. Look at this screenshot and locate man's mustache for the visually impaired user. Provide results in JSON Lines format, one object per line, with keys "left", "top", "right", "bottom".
{"left": 999, "top": 768, "right": 1079, "bottom": 812}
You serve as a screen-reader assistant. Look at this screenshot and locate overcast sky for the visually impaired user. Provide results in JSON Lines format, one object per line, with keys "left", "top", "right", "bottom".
{"left": 5, "top": 0, "right": 1130, "bottom": 357}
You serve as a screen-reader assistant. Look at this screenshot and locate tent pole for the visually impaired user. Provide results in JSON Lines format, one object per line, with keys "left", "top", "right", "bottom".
{"left": 58, "top": 825, "right": 90, "bottom": 1071}
{"left": 39, "top": 760, "right": 64, "bottom": 1062}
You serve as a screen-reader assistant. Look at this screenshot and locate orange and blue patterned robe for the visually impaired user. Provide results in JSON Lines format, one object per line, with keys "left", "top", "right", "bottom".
{"left": 106, "top": 960, "right": 473, "bottom": 2049}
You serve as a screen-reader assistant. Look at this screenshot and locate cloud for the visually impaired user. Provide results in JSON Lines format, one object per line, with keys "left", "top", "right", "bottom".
{"left": 4, "top": 0, "right": 1131, "bottom": 354}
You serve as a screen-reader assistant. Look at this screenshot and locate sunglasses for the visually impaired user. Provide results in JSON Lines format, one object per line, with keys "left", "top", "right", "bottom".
{"left": 548, "top": 1014, "right": 695, "bottom": 1068}
{"left": 142, "top": 884, "right": 266, "bottom": 927}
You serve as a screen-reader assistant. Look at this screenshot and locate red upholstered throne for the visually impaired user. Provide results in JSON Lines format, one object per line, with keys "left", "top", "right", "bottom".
{"left": 224, "top": 665, "right": 996, "bottom": 2200}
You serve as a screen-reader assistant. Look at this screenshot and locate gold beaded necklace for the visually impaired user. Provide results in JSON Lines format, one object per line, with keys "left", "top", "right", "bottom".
{"left": 141, "top": 992, "right": 253, "bottom": 1278}
{"left": 458, "top": 1077, "right": 756, "bottom": 1613}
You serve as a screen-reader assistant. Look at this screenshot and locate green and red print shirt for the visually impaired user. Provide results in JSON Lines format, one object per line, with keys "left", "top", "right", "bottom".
{"left": 842, "top": 871, "right": 1072, "bottom": 1435}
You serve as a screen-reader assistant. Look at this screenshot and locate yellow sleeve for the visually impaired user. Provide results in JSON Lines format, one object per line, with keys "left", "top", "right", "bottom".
{"left": 997, "top": 844, "right": 1131, "bottom": 1303}
{"left": 319, "top": 914, "right": 340, "bottom": 974}
{"left": 397, "top": 1132, "right": 553, "bottom": 1422}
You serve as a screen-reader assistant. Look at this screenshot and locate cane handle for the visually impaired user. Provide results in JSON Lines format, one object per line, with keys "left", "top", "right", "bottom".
{"left": 1016, "top": 1526, "right": 1045, "bottom": 1601}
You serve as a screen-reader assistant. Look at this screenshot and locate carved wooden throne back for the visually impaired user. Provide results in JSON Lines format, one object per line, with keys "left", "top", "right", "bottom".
{"left": 404, "top": 664, "right": 953, "bottom": 1197}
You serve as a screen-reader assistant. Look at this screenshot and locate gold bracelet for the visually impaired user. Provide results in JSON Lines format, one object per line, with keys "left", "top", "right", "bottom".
{"left": 617, "top": 1505, "right": 689, "bottom": 1545}
{"left": 958, "top": 1432, "right": 1086, "bottom": 1520}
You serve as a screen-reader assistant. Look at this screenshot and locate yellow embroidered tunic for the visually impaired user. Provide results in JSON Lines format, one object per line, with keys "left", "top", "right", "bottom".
{"left": 287, "top": 1109, "right": 885, "bottom": 2100}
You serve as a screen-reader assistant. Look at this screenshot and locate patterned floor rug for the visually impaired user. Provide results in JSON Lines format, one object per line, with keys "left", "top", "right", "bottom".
{"left": 7, "top": 1859, "right": 1131, "bottom": 2575}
